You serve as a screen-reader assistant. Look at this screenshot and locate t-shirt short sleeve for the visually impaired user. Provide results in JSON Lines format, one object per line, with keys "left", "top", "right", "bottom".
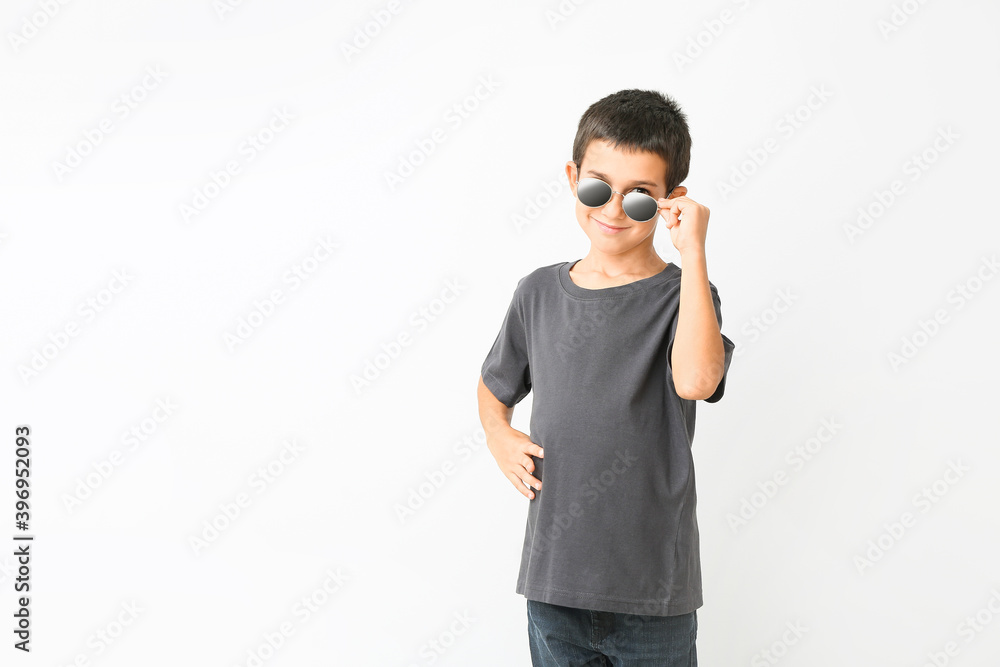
{"left": 481, "top": 282, "right": 532, "bottom": 408}
{"left": 666, "top": 282, "right": 736, "bottom": 403}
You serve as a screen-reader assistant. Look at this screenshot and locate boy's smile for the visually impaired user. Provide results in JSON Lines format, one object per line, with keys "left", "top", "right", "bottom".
{"left": 593, "top": 217, "right": 628, "bottom": 233}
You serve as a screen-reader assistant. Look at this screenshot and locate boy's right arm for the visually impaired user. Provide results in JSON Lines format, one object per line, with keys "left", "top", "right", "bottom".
{"left": 477, "top": 375, "right": 544, "bottom": 500}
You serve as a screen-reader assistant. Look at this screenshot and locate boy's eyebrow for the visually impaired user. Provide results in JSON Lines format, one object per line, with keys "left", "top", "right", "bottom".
{"left": 584, "top": 170, "right": 660, "bottom": 189}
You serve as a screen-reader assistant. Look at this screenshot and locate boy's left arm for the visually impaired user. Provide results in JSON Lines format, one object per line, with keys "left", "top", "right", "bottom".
{"left": 659, "top": 194, "right": 727, "bottom": 400}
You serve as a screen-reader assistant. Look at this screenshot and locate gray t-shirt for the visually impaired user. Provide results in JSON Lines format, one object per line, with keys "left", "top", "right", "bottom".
{"left": 481, "top": 259, "right": 735, "bottom": 616}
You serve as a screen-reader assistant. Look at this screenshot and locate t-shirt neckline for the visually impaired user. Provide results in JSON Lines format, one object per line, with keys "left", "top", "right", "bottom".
{"left": 558, "top": 258, "right": 678, "bottom": 299}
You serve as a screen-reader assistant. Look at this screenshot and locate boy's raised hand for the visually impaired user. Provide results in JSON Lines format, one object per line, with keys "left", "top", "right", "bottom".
{"left": 486, "top": 426, "right": 544, "bottom": 500}
{"left": 658, "top": 190, "right": 709, "bottom": 255}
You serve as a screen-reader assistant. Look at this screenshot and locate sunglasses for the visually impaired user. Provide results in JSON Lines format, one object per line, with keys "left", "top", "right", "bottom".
{"left": 574, "top": 177, "right": 661, "bottom": 223}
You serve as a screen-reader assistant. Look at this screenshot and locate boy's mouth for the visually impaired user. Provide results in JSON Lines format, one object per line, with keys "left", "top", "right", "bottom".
{"left": 594, "top": 217, "right": 628, "bottom": 233}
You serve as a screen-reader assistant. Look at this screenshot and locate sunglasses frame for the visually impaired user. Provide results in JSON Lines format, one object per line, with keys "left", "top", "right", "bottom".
{"left": 573, "top": 176, "right": 661, "bottom": 223}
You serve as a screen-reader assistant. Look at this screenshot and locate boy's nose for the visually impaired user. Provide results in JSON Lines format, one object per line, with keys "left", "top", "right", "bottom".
{"left": 602, "top": 192, "right": 626, "bottom": 218}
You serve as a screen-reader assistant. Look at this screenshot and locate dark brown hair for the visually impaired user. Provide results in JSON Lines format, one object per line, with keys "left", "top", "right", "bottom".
{"left": 572, "top": 88, "right": 692, "bottom": 195}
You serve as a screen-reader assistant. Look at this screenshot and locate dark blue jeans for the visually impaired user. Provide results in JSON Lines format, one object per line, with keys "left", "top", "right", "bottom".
{"left": 527, "top": 599, "right": 697, "bottom": 666}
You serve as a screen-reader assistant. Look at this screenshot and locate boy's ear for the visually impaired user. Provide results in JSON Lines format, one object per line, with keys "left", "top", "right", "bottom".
{"left": 669, "top": 185, "right": 688, "bottom": 198}
{"left": 565, "top": 161, "right": 579, "bottom": 194}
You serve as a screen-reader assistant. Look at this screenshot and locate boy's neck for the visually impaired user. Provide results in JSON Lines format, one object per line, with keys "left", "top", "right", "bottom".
{"left": 573, "top": 249, "right": 669, "bottom": 281}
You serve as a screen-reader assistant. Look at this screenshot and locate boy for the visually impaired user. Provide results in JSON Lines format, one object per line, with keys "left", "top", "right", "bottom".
{"left": 477, "top": 88, "right": 735, "bottom": 666}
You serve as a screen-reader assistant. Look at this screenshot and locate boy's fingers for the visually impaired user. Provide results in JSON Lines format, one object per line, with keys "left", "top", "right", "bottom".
{"left": 524, "top": 440, "right": 544, "bottom": 458}
{"left": 659, "top": 195, "right": 691, "bottom": 211}
{"left": 658, "top": 202, "right": 679, "bottom": 217}
{"left": 505, "top": 471, "right": 533, "bottom": 498}
{"left": 519, "top": 465, "right": 541, "bottom": 491}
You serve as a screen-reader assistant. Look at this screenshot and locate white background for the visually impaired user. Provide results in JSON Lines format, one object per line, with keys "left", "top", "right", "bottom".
{"left": 2, "top": 0, "right": 999, "bottom": 665}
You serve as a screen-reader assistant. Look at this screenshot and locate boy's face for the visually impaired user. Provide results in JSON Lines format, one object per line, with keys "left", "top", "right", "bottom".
{"left": 565, "top": 139, "right": 686, "bottom": 253}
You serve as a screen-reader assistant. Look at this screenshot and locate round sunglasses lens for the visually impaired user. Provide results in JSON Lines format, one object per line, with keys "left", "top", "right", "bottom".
{"left": 577, "top": 178, "right": 612, "bottom": 208}
{"left": 623, "top": 193, "right": 658, "bottom": 222}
